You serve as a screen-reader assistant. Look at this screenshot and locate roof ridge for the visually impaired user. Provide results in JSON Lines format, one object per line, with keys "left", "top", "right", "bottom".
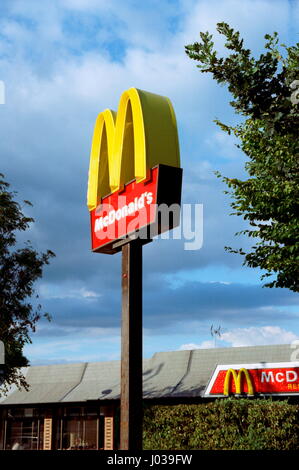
{"left": 58, "top": 362, "right": 89, "bottom": 402}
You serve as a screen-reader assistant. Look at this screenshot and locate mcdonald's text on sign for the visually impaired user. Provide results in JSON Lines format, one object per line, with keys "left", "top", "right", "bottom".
{"left": 87, "top": 87, "right": 182, "bottom": 254}
{"left": 205, "top": 362, "right": 299, "bottom": 396}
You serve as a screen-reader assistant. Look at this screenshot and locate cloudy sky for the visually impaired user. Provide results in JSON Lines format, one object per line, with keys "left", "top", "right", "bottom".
{"left": 1, "top": 0, "right": 298, "bottom": 365}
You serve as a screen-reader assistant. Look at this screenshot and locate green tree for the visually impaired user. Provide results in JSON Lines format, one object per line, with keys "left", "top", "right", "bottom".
{"left": 0, "top": 174, "right": 55, "bottom": 395}
{"left": 185, "top": 23, "right": 299, "bottom": 292}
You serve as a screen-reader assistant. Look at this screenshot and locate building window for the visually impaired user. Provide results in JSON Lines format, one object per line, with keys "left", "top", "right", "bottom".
{"left": 5, "top": 418, "right": 40, "bottom": 450}
{"left": 1, "top": 405, "right": 112, "bottom": 450}
{"left": 61, "top": 416, "right": 99, "bottom": 450}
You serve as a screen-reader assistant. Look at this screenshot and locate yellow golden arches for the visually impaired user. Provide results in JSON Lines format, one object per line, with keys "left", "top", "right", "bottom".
{"left": 88, "top": 109, "right": 117, "bottom": 207}
{"left": 223, "top": 368, "right": 254, "bottom": 395}
{"left": 87, "top": 88, "right": 180, "bottom": 211}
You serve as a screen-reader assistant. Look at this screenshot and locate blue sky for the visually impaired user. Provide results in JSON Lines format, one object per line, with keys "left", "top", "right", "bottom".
{"left": 0, "top": 0, "right": 298, "bottom": 365}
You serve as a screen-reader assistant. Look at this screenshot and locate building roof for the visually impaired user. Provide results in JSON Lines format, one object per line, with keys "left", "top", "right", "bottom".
{"left": 0, "top": 343, "right": 294, "bottom": 405}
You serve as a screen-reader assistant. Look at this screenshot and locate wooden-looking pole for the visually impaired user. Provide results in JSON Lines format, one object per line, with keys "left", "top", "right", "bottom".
{"left": 120, "top": 239, "right": 143, "bottom": 450}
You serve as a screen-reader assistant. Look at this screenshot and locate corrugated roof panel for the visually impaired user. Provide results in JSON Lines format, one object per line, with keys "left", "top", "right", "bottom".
{"left": 172, "top": 344, "right": 293, "bottom": 397}
{"left": 0, "top": 344, "right": 295, "bottom": 405}
{"left": 0, "top": 363, "right": 87, "bottom": 405}
{"left": 143, "top": 350, "right": 191, "bottom": 398}
{"left": 62, "top": 361, "right": 121, "bottom": 402}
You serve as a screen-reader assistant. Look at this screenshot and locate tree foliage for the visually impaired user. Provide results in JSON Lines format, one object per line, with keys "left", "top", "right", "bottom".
{"left": 185, "top": 23, "right": 299, "bottom": 292}
{"left": 0, "top": 174, "right": 55, "bottom": 394}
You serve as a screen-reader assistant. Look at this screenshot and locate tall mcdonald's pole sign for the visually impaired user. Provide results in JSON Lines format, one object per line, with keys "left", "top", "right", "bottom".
{"left": 87, "top": 88, "right": 182, "bottom": 450}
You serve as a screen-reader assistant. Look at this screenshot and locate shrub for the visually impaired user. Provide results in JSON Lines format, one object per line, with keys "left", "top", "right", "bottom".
{"left": 143, "top": 399, "right": 299, "bottom": 450}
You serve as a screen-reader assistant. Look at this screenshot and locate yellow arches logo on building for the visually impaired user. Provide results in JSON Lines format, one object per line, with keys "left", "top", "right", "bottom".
{"left": 224, "top": 368, "right": 254, "bottom": 395}
{"left": 87, "top": 87, "right": 181, "bottom": 211}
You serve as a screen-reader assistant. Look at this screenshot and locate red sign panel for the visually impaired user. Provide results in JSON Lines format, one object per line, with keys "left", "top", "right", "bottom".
{"left": 205, "top": 362, "right": 299, "bottom": 396}
{"left": 90, "top": 164, "right": 182, "bottom": 254}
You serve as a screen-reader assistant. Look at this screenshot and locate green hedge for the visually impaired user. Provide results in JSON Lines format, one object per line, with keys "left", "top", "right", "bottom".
{"left": 143, "top": 399, "right": 299, "bottom": 450}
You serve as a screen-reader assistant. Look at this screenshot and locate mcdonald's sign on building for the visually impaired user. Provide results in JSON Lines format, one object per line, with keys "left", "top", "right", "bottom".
{"left": 87, "top": 87, "right": 182, "bottom": 254}
{"left": 205, "top": 362, "right": 299, "bottom": 397}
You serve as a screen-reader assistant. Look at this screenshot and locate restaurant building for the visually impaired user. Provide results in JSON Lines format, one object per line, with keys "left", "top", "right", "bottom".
{"left": 0, "top": 343, "right": 297, "bottom": 450}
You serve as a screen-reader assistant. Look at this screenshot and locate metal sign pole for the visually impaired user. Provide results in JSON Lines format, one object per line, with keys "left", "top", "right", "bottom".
{"left": 120, "top": 239, "right": 143, "bottom": 450}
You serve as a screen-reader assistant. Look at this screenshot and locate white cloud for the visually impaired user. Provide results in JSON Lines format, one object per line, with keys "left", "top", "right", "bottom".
{"left": 221, "top": 326, "right": 299, "bottom": 347}
{"left": 179, "top": 326, "right": 299, "bottom": 351}
{"left": 179, "top": 340, "right": 215, "bottom": 350}
{"left": 39, "top": 283, "right": 101, "bottom": 300}
{"left": 204, "top": 131, "right": 242, "bottom": 160}
{"left": 24, "top": 325, "right": 121, "bottom": 364}
{"left": 182, "top": 0, "right": 291, "bottom": 52}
